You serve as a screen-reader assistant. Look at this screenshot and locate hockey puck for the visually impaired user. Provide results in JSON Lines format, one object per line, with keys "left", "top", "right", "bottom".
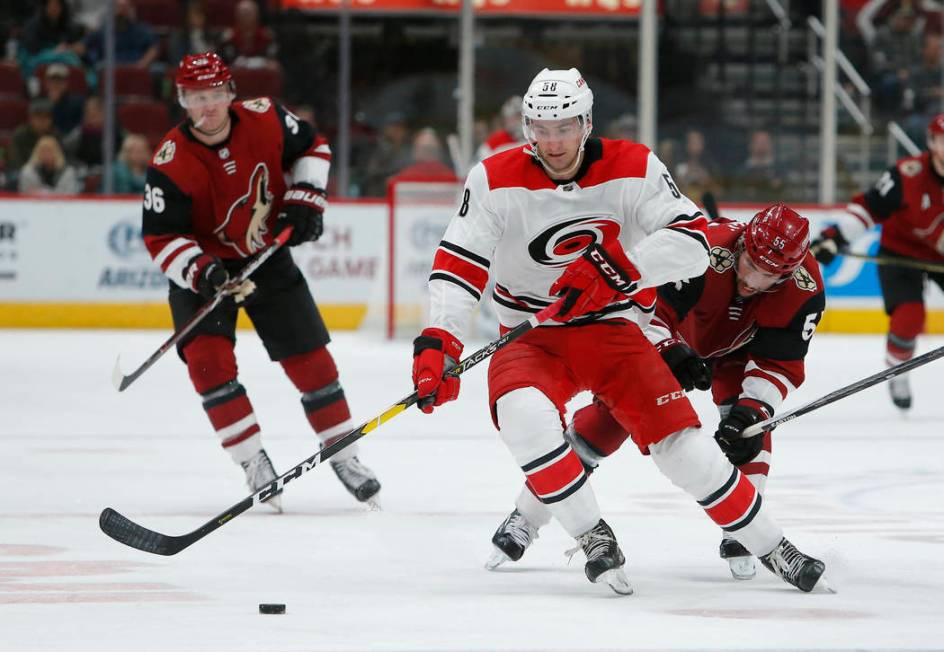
{"left": 259, "top": 603, "right": 286, "bottom": 615}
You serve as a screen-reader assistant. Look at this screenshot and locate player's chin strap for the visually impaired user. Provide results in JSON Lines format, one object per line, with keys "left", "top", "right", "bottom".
{"left": 99, "top": 303, "right": 560, "bottom": 556}
{"left": 742, "top": 344, "right": 944, "bottom": 438}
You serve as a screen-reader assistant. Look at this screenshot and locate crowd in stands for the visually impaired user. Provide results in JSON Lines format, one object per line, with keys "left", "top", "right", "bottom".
{"left": 1, "top": 0, "right": 941, "bottom": 200}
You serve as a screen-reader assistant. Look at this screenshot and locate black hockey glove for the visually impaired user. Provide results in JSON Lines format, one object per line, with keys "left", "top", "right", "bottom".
{"left": 714, "top": 399, "right": 771, "bottom": 466}
{"left": 188, "top": 254, "right": 230, "bottom": 300}
{"left": 276, "top": 183, "right": 327, "bottom": 246}
{"left": 656, "top": 338, "right": 712, "bottom": 392}
{"left": 810, "top": 225, "right": 848, "bottom": 266}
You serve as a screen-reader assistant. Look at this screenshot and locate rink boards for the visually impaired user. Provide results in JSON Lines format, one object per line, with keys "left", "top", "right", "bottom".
{"left": 1, "top": 195, "right": 942, "bottom": 333}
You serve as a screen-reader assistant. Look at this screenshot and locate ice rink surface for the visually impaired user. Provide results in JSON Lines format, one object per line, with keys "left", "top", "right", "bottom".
{"left": 2, "top": 329, "right": 943, "bottom": 651}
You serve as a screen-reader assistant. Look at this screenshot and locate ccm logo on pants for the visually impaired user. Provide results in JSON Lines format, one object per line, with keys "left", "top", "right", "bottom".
{"left": 655, "top": 390, "right": 686, "bottom": 406}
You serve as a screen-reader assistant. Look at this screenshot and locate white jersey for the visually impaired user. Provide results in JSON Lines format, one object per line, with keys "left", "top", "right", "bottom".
{"left": 427, "top": 138, "right": 710, "bottom": 341}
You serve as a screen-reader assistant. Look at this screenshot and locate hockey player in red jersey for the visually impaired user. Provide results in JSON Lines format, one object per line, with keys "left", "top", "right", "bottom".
{"left": 487, "top": 204, "right": 825, "bottom": 582}
{"left": 812, "top": 113, "right": 944, "bottom": 411}
{"left": 410, "top": 67, "right": 827, "bottom": 594}
{"left": 141, "top": 52, "right": 381, "bottom": 510}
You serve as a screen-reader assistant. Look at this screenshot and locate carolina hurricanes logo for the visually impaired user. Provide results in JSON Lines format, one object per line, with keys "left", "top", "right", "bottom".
{"left": 215, "top": 162, "right": 273, "bottom": 257}
{"left": 528, "top": 216, "right": 621, "bottom": 267}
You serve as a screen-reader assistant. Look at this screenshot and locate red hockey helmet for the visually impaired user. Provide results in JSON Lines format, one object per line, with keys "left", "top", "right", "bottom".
{"left": 175, "top": 52, "right": 232, "bottom": 89}
{"left": 743, "top": 203, "right": 810, "bottom": 275}
{"left": 928, "top": 113, "right": 944, "bottom": 136}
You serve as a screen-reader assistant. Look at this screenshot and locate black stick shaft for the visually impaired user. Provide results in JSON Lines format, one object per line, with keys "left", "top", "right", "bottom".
{"left": 100, "top": 305, "right": 556, "bottom": 555}
{"left": 839, "top": 250, "right": 944, "bottom": 274}
{"left": 743, "top": 344, "right": 944, "bottom": 438}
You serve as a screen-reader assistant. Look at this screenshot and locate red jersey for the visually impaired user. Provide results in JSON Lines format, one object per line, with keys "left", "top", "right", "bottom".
{"left": 142, "top": 97, "right": 330, "bottom": 289}
{"left": 647, "top": 219, "right": 825, "bottom": 410}
{"left": 843, "top": 151, "right": 944, "bottom": 260}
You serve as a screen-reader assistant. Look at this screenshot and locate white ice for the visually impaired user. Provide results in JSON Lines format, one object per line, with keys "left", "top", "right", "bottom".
{"left": 2, "top": 329, "right": 943, "bottom": 651}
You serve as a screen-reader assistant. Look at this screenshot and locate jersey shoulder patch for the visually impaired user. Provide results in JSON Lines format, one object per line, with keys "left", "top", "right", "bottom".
{"left": 241, "top": 97, "right": 272, "bottom": 113}
{"left": 792, "top": 264, "right": 818, "bottom": 292}
{"left": 708, "top": 245, "right": 736, "bottom": 273}
{"left": 899, "top": 158, "right": 923, "bottom": 178}
{"left": 482, "top": 148, "right": 556, "bottom": 191}
{"left": 153, "top": 139, "right": 176, "bottom": 166}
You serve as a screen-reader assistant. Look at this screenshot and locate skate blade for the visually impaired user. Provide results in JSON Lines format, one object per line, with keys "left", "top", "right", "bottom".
{"left": 812, "top": 575, "right": 837, "bottom": 594}
{"left": 485, "top": 549, "right": 511, "bottom": 571}
{"left": 727, "top": 557, "right": 756, "bottom": 581}
{"left": 596, "top": 569, "right": 634, "bottom": 596}
{"left": 362, "top": 496, "right": 382, "bottom": 511}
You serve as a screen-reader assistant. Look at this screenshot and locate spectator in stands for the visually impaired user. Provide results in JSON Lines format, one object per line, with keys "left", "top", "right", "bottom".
{"left": 362, "top": 111, "right": 411, "bottom": 196}
{"left": 219, "top": 0, "right": 278, "bottom": 70}
{"left": 605, "top": 113, "right": 638, "bottom": 141}
{"left": 870, "top": 4, "right": 924, "bottom": 112}
{"left": 394, "top": 127, "right": 457, "bottom": 180}
{"left": 167, "top": 1, "right": 218, "bottom": 66}
{"left": 901, "top": 33, "right": 944, "bottom": 142}
{"left": 18, "top": 134, "right": 79, "bottom": 194}
{"left": 475, "top": 95, "right": 524, "bottom": 160}
{"left": 674, "top": 129, "right": 718, "bottom": 201}
{"left": 733, "top": 129, "right": 785, "bottom": 202}
{"left": 83, "top": 0, "right": 158, "bottom": 68}
{"left": 111, "top": 133, "right": 150, "bottom": 194}
{"left": 63, "top": 96, "right": 122, "bottom": 171}
{"left": 43, "top": 62, "right": 84, "bottom": 134}
{"left": 17, "top": 0, "right": 85, "bottom": 79}
{"left": 9, "top": 98, "right": 58, "bottom": 170}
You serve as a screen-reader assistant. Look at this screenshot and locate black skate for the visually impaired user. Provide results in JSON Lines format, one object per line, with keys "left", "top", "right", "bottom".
{"left": 889, "top": 374, "right": 912, "bottom": 410}
{"left": 485, "top": 508, "right": 539, "bottom": 570}
{"left": 568, "top": 519, "right": 633, "bottom": 595}
{"left": 330, "top": 456, "right": 381, "bottom": 507}
{"left": 241, "top": 448, "right": 282, "bottom": 513}
{"left": 720, "top": 537, "right": 756, "bottom": 580}
{"left": 760, "top": 537, "right": 826, "bottom": 592}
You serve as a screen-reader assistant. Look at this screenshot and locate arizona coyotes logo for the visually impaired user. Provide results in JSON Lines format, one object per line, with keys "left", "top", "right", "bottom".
{"left": 215, "top": 162, "right": 273, "bottom": 257}
{"left": 900, "top": 159, "right": 922, "bottom": 178}
{"left": 709, "top": 246, "right": 735, "bottom": 273}
{"left": 793, "top": 265, "right": 817, "bottom": 292}
{"left": 528, "top": 216, "right": 621, "bottom": 267}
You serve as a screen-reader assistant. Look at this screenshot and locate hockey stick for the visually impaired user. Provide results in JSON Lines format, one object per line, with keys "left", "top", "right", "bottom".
{"left": 99, "top": 303, "right": 558, "bottom": 555}
{"left": 111, "top": 228, "right": 293, "bottom": 392}
{"left": 837, "top": 250, "right": 944, "bottom": 275}
{"left": 701, "top": 191, "right": 721, "bottom": 221}
{"left": 743, "top": 344, "right": 944, "bottom": 438}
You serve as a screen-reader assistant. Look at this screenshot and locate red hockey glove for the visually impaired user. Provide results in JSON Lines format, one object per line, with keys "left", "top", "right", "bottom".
{"left": 187, "top": 254, "right": 229, "bottom": 300}
{"left": 810, "top": 225, "right": 848, "bottom": 266}
{"left": 548, "top": 240, "right": 642, "bottom": 322}
{"left": 412, "top": 328, "right": 464, "bottom": 414}
{"left": 656, "top": 338, "right": 712, "bottom": 392}
{"left": 714, "top": 398, "right": 772, "bottom": 466}
{"left": 276, "top": 183, "right": 327, "bottom": 246}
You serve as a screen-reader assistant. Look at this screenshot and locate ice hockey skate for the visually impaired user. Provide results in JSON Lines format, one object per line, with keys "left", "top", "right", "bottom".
{"left": 241, "top": 448, "right": 282, "bottom": 513}
{"left": 888, "top": 373, "right": 912, "bottom": 410}
{"left": 567, "top": 519, "right": 633, "bottom": 595}
{"left": 760, "top": 537, "right": 827, "bottom": 592}
{"left": 720, "top": 537, "right": 756, "bottom": 580}
{"left": 485, "top": 508, "right": 540, "bottom": 570}
{"left": 330, "top": 456, "right": 382, "bottom": 508}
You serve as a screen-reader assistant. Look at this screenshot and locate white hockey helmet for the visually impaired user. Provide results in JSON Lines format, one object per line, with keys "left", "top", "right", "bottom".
{"left": 521, "top": 68, "right": 594, "bottom": 146}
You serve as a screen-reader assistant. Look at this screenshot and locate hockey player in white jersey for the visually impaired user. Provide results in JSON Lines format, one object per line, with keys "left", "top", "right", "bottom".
{"left": 410, "top": 67, "right": 827, "bottom": 594}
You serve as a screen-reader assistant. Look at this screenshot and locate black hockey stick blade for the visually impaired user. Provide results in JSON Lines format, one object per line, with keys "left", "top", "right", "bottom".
{"left": 111, "top": 228, "right": 292, "bottom": 392}
{"left": 743, "top": 344, "right": 944, "bottom": 438}
{"left": 99, "top": 305, "right": 557, "bottom": 555}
